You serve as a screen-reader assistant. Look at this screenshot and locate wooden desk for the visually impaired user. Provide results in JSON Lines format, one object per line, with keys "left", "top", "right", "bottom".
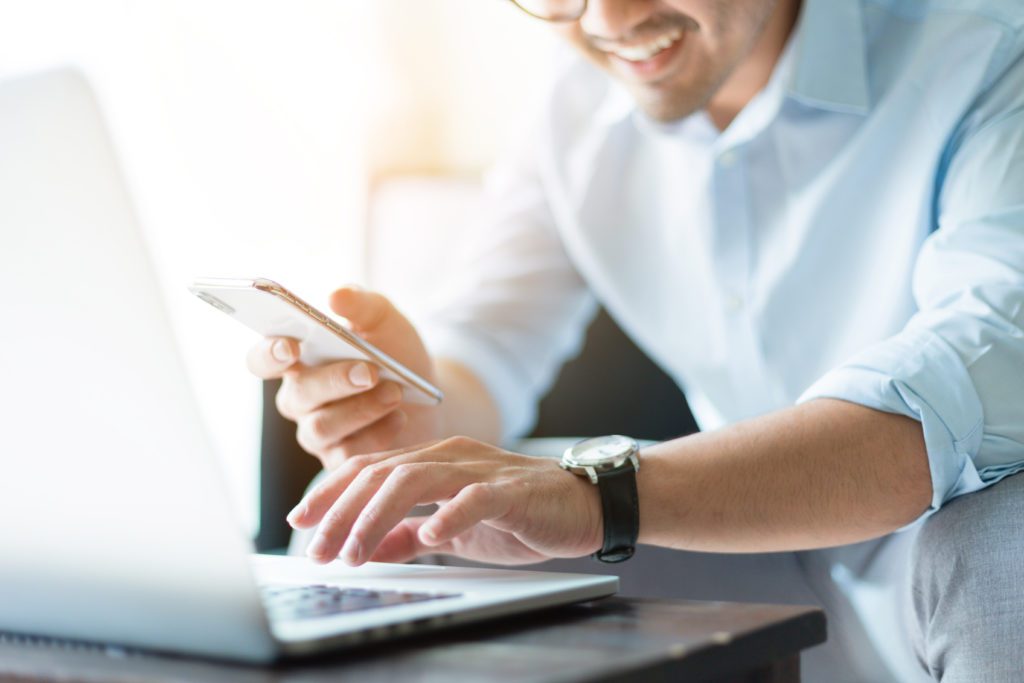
{"left": 0, "top": 597, "right": 825, "bottom": 682}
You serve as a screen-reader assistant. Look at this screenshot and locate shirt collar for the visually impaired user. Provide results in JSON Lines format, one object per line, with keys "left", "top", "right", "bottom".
{"left": 632, "top": 29, "right": 799, "bottom": 147}
{"left": 593, "top": 0, "right": 873, "bottom": 131}
{"left": 788, "top": 0, "right": 871, "bottom": 114}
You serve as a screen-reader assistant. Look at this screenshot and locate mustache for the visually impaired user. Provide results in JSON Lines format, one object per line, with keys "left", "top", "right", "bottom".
{"left": 585, "top": 13, "right": 700, "bottom": 50}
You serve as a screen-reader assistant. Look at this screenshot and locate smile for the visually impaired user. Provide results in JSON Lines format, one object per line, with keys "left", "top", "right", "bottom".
{"left": 605, "top": 28, "right": 684, "bottom": 63}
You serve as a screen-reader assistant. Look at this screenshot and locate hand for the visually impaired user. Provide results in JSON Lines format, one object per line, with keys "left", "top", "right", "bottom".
{"left": 246, "top": 286, "right": 442, "bottom": 470}
{"left": 286, "top": 436, "right": 604, "bottom": 566}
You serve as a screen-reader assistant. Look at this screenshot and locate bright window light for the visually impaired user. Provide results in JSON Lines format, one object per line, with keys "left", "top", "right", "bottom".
{"left": 0, "top": 0, "right": 554, "bottom": 537}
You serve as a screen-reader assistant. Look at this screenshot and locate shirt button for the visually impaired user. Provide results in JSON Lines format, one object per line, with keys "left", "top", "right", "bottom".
{"left": 724, "top": 293, "right": 744, "bottom": 313}
{"left": 718, "top": 150, "right": 739, "bottom": 168}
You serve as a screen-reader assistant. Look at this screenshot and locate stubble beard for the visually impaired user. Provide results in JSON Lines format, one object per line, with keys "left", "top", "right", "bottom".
{"left": 574, "top": 3, "right": 780, "bottom": 124}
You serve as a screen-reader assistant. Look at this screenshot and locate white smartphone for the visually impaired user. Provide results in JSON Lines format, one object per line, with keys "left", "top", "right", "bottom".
{"left": 189, "top": 277, "right": 443, "bottom": 406}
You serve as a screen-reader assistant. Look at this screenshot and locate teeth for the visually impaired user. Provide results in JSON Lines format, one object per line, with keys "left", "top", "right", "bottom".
{"left": 610, "top": 29, "right": 683, "bottom": 63}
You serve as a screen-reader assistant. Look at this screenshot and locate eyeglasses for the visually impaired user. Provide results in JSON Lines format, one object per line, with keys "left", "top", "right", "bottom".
{"left": 509, "top": 0, "right": 587, "bottom": 23}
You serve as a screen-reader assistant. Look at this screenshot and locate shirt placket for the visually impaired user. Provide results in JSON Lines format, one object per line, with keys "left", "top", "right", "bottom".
{"left": 711, "top": 143, "right": 772, "bottom": 419}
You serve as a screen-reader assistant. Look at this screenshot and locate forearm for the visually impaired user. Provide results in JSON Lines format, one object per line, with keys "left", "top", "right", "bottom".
{"left": 638, "top": 398, "right": 932, "bottom": 553}
{"left": 434, "top": 357, "right": 503, "bottom": 445}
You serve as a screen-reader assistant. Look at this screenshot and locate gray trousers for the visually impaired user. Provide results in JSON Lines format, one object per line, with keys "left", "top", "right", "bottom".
{"left": 290, "top": 473, "right": 1024, "bottom": 681}
{"left": 522, "top": 474, "right": 1024, "bottom": 682}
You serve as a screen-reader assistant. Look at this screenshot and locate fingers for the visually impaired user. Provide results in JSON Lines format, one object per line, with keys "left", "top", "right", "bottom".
{"left": 370, "top": 518, "right": 550, "bottom": 566}
{"left": 276, "top": 360, "right": 382, "bottom": 418}
{"left": 246, "top": 337, "right": 299, "bottom": 379}
{"left": 305, "top": 462, "right": 479, "bottom": 565}
{"left": 316, "top": 409, "right": 408, "bottom": 470}
{"left": 327, "top": 285, "right": 437, "bottom": 401}
{"left": 287, "top": 439, "right": 446, "bottom": 528}
{"left": 293, "top": 382, "right": 402, "bottom": 453}
{"left": 418, "top": 483, "right": 511, "bottom": 547}
{"left": 285, "top": 436, "right": 507, "bottom": 565}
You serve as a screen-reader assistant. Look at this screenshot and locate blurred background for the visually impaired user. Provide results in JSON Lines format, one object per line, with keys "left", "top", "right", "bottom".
{"left": 0, "top": 0, "right": 557, "bottom": 534}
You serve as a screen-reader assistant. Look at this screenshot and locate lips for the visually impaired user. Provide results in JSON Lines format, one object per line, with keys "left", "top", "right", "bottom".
{"left": 607, "top": 28, "right": 684, "bottom": 62}
{"left": 602, "top": 28, "right": 687, "bottom": 82}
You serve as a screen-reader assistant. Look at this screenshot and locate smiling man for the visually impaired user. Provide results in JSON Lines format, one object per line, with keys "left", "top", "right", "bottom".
{"left": 248, "top": 1, "right": 1024, "bottom": 681}
{"left": 555, "top": 0, "right": 797, "bottom": 128}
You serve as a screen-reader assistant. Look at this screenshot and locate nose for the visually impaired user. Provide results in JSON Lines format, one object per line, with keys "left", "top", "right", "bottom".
{"left": 579, "top": 0, "right": 658, "bottom": 41}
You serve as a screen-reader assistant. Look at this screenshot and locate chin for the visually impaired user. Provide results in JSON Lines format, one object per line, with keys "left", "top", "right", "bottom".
{"left": 639, "top": 101, "right": 693, "bottom": 123}
{"left": 632, "top": 88, "right": 705, "bottom": 124}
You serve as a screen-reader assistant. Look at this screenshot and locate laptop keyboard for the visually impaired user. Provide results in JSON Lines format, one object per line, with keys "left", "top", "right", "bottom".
{"left": 260, "top": 584, "right": 461, "bottom": 621}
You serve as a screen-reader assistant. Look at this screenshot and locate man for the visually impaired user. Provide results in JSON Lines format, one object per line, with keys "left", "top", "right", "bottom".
{"left": 248, "top": 0, "right": 1024, "bottom": 680}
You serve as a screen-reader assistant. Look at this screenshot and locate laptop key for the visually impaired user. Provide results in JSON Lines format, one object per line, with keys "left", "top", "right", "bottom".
{"left": 260, "top": 584, "right": 461, "bottom": 621}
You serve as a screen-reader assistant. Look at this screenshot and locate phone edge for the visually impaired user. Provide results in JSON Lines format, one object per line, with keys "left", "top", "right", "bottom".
{"left": 190, "top": 278, "right": 444, "bottom": 405}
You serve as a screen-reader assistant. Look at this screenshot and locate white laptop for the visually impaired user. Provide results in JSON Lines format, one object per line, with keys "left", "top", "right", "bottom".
{"left": 0, "top": 68, "right": 617, "bottom": 664}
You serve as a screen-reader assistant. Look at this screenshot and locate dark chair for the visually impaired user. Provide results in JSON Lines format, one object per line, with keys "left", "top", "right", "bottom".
{"left": 255, "top": 307, "right": 698, "bottom": 553}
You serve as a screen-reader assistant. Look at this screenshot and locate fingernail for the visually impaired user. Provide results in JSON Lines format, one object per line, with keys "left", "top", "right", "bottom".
{"left": 272, "top": 340, "right": 294, "bottom": 363}
{"left": 286, "top": 501, "right": 306, "bottom": 527}
{"left": 380, "top": 382, "right": 403, "bottom": 405}
{"left": 349, "top": 363, "right": 373, "bottom": 388}
{"left": 341, "top": 536, "right": 361, "bottom": 565}
{"left": 420, "top": 524, "right": 438, "bottom": 544}
{"left": 306, "top": 535, "right": 328, "bottom": 560}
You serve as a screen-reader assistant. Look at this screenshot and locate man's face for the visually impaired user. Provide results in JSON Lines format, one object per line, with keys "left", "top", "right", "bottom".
{"left": 554, "top": 0, "right": 782, "bottom": 122}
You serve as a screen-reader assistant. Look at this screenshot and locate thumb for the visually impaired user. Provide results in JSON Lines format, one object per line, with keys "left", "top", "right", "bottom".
{"left": 329, "top": 285, "right": 411, "bottom": 342}
{"left": 367, "top": 517, "right": 452, "bottom": 564}
{"left": 328, "top": 286, "right": 433, "bottom": 382}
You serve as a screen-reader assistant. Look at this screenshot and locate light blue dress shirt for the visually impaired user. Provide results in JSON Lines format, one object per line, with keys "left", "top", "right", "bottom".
{"left": 421, "top": 0, "right": 1024, "bottom": 519}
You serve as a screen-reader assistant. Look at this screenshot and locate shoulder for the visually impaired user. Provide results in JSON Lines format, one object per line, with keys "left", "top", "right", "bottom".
{"left": 863, "top": 0, "right": 1024, "bottom": 79}
{"left": 854, "top": 0, "right": 1024, "bottom": 130}
{"left": 864, "top": 0, "right": 1023, "bottom": 27}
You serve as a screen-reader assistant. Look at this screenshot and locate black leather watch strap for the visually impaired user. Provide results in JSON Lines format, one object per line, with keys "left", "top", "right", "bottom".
{"left": 594, "top": 463, "right": 639, "bottom": 563}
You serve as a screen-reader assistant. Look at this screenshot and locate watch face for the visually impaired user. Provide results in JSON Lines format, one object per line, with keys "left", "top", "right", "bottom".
{"left": 565, "top": 435, "right": 636, "bottom": 468}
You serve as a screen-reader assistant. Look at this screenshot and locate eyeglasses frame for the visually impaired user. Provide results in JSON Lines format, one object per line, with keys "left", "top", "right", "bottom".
{"left": 507, "top": 0, "right": 587, "bottom": 23}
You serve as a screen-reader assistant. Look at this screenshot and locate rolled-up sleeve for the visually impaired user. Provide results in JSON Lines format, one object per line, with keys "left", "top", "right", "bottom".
{"left": 416, "top": 121, "right": 596, "bottom": 444}
{"left": 800, "top": 56, "right": 1024, "bottom": 515}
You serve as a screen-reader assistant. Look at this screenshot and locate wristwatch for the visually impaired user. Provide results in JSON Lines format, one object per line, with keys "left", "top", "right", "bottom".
{"left": 559, "top": 435, "right": 640, "bottom": 563}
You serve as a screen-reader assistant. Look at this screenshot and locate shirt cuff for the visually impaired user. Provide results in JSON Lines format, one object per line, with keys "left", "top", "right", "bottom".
{"left": 419, "top": 323, "right": 537, "bottom": 445}
{"left": 797, "top": 326, "right": 987, "bottom": 517}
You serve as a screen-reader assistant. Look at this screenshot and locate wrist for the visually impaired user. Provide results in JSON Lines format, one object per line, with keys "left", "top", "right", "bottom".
{"left": 434, "top": 358, "right": 502, "bottom": 443}
{"left": 634, "top": 439, "right": 691, "bottom": 549}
